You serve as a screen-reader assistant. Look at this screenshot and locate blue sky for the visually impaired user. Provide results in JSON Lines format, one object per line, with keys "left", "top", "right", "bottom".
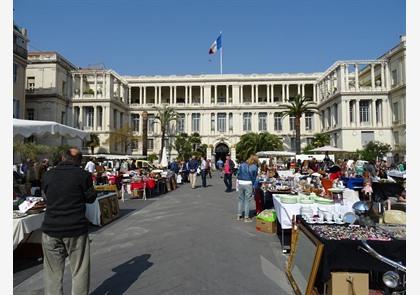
{"left": 13, "top": 0, "right": 405, "bottom": 76}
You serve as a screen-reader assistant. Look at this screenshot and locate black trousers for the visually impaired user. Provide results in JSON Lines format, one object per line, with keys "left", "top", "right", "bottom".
{"left": 224, "top": 173, "right": 232, "bottom": 191}
{"left": 201, "top": 169, "right": 207, "bottom": 187}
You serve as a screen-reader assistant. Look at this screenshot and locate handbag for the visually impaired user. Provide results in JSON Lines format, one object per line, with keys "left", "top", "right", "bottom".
{"left": 197, "top": 167, "right": 201, "bottom": 175}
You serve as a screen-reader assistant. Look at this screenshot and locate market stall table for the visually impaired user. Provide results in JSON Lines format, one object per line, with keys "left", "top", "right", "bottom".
{"left": 85, "top": 192, "right": 119, "bottom": 226}
{"left": 272, "top": 195, "right": 354, "bottom": 251}
{"left": 13, "top": 212, "right": 45, "bottom": 250}
{"left": 295, "top": 216, "right": 406, "bottom": 292}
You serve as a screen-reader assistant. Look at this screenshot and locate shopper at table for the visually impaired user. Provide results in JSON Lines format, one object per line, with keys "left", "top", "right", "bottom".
{"left": 236, "top": 154, "right": 258, "bottom": 222}
{"left": 41, "top": 147, "right": 97, "bottom": 295}
{"left": 223, "top": 155, "right": 235, "bottom": 192}
{"left": 216, "top": 158, "right": 223, "bottom": 178}
{"left": 207, "top": 159, "right": 212, "bottom": 179}
{"left": 189, "top": 156, "right": 199, "bottom": 189}
{"left": 84, "top": 157, "right": 96, "bottom": 173}
{"left": 364, "top": 160, "right": 377, "bottom": 178}
{"left": 200, "top": 156, "right": 208, "bottom": 188}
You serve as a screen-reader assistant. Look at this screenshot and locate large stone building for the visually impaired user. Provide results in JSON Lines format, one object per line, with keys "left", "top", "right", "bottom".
{"left": 13, "top": 24, "right": 29, "bottom": 119}
{"left": 24, "top": 36, "right": 406, "bottom": 161}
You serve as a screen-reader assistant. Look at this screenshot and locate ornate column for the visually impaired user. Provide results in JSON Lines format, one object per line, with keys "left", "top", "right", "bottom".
{"left": 380, "top": 63, "right": 385, "bottom": 91}
{"left": 174, "top": 86, "right": 177, "bottom": 104}
{"left": 355, "top": 64, "right": 359, "bottom": 91}
{"left": 94, "top": 74, "right": 98, "bottom": 98}
{"left": 154, "top": 86, "right": 157, "bottom": 104}
{"left": 371, "top": 64, "right": 375, "bottom": 89}
{"left": 313, "top": 84, "right": 317, "bottom": 101}
{"left": 240, "top": 85, "right": 243, "bottom": 104}
{"left": 80, "top": 74, "right": 83, "bottom": 98}
{"left": 128, "top": 86, "right": 132, "bottom": 104}
{"left": 251, "top": 85, "right": 254, "bottom": 103}
{"left": 184, "top": 86, "right": 188, "bottom": 104}
{"left": 214, "top": 85, "right": 218, "bottom": 104}
{"left": 282, "top": 84, "right": 285, "bottom": 102}
{"left": 286, "top": 84, "right": 289, "bottom": 101}
{"left": 169, "top": 86, "right": 173, "bottom": 104}
{"left": 385, "top": 63, "right": 391, "bottom": 90}
{"left": 103, "top": 74, "right": 107, "bottom": 98}
{"left": 345, "top": 64, "right": 349, "bottom": 91}
{"left": 302, "top": 83, "right": 305, "bottom": 97}
{"left": 200, "top": 86, "right": 203, "bottom": 104}
{"left": 71, "top": 74, "right": 75, "bottom": 98}
{"left": 266, "top": 84, "right": 269, "bottom": 102}
{"left": 93, "top": 106, "right": 97, "bottom": 131}
{"left": 270, "top": 84, "right": 274, "bottom": 103}
{"left": 297, "top": 84, "right": 301, "bottom": 95}
{"left": 372, "top": 99, "right": 377, "bottom": 127}
{"left": 339, "top": 64, "right": 345, "bottom": 92}
{"left": 355, "top": 100, "right": 360, "bottom": 127}
{"left": 256, "top": 85, "right": 259, "bottom": 103}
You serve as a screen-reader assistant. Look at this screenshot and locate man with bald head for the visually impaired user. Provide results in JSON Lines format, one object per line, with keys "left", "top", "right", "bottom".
{"left": 41, "top": 147, "right": 97, "bottom": 295}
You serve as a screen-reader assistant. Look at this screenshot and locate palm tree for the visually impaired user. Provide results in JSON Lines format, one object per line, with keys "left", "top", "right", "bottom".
{"left": 153, "top": 105, "right": 178, "bottom": 160}
{"left": 236, "top": 132, "right": 283, "bottom": 162}
{"left": 86, "top": 133, "right": 100, "bottom": 154}
{"left": 279, "top": 94, "right": 318, "bottom": 154}
{"left": 312, "top": 133, "right": 331, "bottom": 148}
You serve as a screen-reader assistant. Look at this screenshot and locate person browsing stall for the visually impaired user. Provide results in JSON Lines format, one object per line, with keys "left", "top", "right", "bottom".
{"left": 223, "top": 155, "right": 235, "bottom": 192}
{"left": 236, "top": 155, "right": 258, "bottom": 222}
{"left": 41, "top": 147, "right": 97, "bottom": 295}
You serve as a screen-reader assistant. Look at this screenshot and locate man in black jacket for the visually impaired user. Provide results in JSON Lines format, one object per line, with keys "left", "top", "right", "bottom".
{"left": 41, "top": 147, "right": 97, "bottom": 295}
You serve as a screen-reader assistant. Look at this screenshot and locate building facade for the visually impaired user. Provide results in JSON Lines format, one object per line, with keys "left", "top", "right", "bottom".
{"left": 24, "top": 37, "right": 406, "bottom": 161}
{"left": 13, "top": 24, "right": 29, "bottom": 119}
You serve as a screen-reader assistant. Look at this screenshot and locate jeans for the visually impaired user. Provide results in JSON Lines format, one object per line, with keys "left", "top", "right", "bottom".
{"left": 190, "top": 172, "right": 197, "bottom": 188}
{"left": 42, "top": 233, "right": 90, "bottom": 295}
{"left": 201, "top": 169, "right": 207, "bottom": 187}
{"left": 224, "top": 173, "right": 233, "bottom": 191}
{"left": 237, "top": 183, "right": 253, "bottom": 218}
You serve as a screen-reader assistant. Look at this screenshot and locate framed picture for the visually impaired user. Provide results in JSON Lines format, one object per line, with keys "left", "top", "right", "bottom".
{"left": 286, "top": 224, "right": 324, "bottom": 295}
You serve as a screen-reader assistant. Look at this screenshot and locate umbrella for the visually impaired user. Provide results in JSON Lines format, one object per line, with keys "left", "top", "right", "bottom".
{"left": 160, "top": 146, "right": 168, "bottom": 168}
{"left": 256, "top": 151, "right": 296, "bottom": 157}
{"left": 310, "top": 145, "right": 345, "bottom": 153}
{"left": 13, "top": 118, "right": 89, "bottom": 140}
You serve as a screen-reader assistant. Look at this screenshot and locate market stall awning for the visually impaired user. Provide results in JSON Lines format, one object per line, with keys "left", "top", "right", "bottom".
{"left": 310, "top": 146, "right": 345, "bottom": 153}
{"left": 256, "top": 151, "right": 296, "bottom": 157}
{"left": 13, "top": 119, "right": 90, "bottom": 140}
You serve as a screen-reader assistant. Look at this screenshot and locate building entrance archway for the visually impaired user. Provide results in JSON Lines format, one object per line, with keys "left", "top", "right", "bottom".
{"left": 215, "top": 142, "right": 229, "bottom": 163}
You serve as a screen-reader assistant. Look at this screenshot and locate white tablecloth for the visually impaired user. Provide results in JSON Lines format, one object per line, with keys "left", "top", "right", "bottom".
{"left": 13, "top": 212, "right": 45, "bottom": 250}
{"left": 85, "top": 193, "right": 117, "bottom": 226}
{"left": 272, "top": 195, "right": 355, "bottom": 229}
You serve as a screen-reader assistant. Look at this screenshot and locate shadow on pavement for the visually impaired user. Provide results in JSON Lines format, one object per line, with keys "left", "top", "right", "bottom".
{"left": 90, "top": 254, "right": 153, "bottom": 295}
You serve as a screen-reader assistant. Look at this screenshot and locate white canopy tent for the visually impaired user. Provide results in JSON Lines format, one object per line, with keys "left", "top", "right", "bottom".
{"left": 13, "top": 119, "right": 90, "bottom": 140}
{"left": 256, "top": 151, "right": 296, "bottom": 157}
{"left": 310, "top": 145, "right": 345, "bottom": 153}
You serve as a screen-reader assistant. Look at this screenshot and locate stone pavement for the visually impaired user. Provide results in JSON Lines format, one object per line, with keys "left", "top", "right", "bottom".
{"left": 14, "top": 176, "right": 293, "bottom": 295}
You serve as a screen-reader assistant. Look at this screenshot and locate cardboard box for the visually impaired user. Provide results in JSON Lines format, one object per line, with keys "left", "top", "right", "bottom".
{"left": 327, "top": 272, "right": 369, "bottom": 295}
{"left": 256, "top": 218, "right": 277, "bottom": 234}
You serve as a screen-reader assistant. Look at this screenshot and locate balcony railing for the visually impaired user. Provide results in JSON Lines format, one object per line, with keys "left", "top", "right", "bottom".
{"left": 13, "top": 43, "right": 27, "bottom": 59}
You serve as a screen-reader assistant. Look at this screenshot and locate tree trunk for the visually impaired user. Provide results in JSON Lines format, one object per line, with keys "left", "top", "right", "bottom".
{"left": 160, "top": 128, "right": 165, "bottom": 160}
{"left": 295, "top": 115, "right": 301, "bottom": 154}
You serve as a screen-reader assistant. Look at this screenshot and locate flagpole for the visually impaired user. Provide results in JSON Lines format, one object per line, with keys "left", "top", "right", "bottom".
{"left": 220, "top": 46, "right": 223, "bottom": 75}
{"left": 219, "top": 31, "right": 223, "bottom": 75}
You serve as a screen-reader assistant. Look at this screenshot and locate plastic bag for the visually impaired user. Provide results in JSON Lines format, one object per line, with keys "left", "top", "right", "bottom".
{"left": 257, "top": 209, "right": 277, "bottom": 222}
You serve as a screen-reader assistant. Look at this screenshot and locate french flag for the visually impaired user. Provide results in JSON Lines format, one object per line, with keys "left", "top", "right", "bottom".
{"left": 209, "top": 33, "right": 222, "bottom": 55}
